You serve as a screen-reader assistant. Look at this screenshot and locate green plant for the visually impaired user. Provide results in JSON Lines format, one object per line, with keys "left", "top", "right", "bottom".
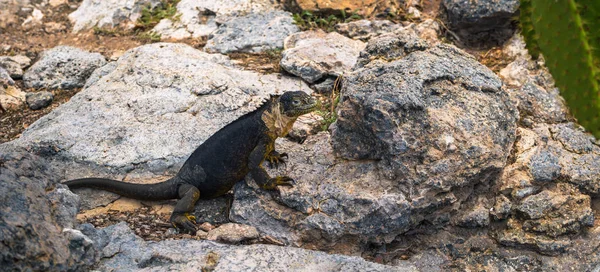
{"left": 292, "top": 10, "right": 362, "bottom": 32}
{"left": 316, "top": 76, "right": 343, "bottom": 131}
{"left": 136, "top": 0, "right": 180, "bottom": 31}
{"left": 136, "top": 31, "right": 162, "bottom": 43}
{"left": 520, "top": 0, "right": 600, "bottom": 138}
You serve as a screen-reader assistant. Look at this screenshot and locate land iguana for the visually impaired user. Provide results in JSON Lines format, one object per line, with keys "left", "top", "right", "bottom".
{"left": 65, "top": 91, "right": 317, "bottom": 232}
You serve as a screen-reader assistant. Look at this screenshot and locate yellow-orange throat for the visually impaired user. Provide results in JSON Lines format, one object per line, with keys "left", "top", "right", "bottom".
{"left": 261, "top": 104, "right": 297, "bottom": 138}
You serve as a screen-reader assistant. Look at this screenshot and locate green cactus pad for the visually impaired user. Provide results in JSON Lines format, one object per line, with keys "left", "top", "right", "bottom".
{"left": 521, "top": 0, "right": 600, "bottom": 138}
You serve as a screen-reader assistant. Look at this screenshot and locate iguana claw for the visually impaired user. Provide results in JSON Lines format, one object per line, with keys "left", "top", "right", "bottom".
{"left": 276, "top": 176, "right": 295, "bottom": 186}
{"left": 262, "top": 176, "right": 296, "bottom": 190}
{"left": 170, "top": 213, "right": 197, "bottom": 233}
{"left": 266, "top": 151, "right": 288, "bottom": 169}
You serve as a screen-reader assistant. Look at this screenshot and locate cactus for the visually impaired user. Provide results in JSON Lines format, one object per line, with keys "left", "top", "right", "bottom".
{"left": 519, "top": 0, "right": 600, "bottom": 138}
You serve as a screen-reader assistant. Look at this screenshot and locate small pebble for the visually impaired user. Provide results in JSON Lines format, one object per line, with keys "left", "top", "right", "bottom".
{"left": 26, "top": 91, "right": 53, "bottom": 110}
{"left": 199, "top": 222, "right": 216, "bottom": 232}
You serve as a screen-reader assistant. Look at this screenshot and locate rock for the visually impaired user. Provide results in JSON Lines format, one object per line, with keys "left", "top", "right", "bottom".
{"left": 516, "top": 184, "right": 594, "bottom": 237}
{"left": 152, "top": 0, "right": 279, "bottom": 39}
{"left": 514, "top": 80, "right": 569, "bottom": 124}
{"left": 21, "top": 8, "right": 43, "bottom": 28}
{"left": 0, "top": 67, "right": 26, "bottom": 110}
{"left": 86, "top": 222, "right": 410, "bottom": 271}
{"left": 282, "top": 0, "right": 400, "bottom": 17}
{"left": 199, "top": 222, "right": 216, "bottom": 232}
{"left": 0, "top": 55, "right": 31, "bottom": 79}
{"left": 491, "top": 195, "right": 511, "bottom": 220}
{"left": 229, "top": 134, "right": 407, "bottom": 246}
{"left": 456, "top": 204, "right": 490, "bottom": 228}
{"left": 152, "top": 18, "right": 201, "bottom": 40}
{"left": 335, "top": 19, "right": 440, "bottom": 44}
{"left": 204, "top": 11, "right": 299, "bottom": 54}
{"left": 0, "top": 150, "right": 93, "bottom": 271}
{"left": 23, "top": 46, "right": 107, "bottom": 90}
{"left": 1, "top": 67, "right": 15, "bottom": 87}
{"left": 497, "top": 219, "right": 571, "bottom": 256}
{"left": 0, "top": 1, "right": 20, "bottom": 28}
{"left": 62, "top": 228, "right": 97, "bottom": 266}
{"left": 502, "top": 34, "right": 529, "bottom": 59}
{"left": 76, "top": 188, "right": 122, "bottom": 211}
{"left": 68, "top": 0, "right": 161, "bottom": 32}
{"left": 442, "top": 0, "right": 519, "bottom": 46}
{"left": 196, "top": 229, "right": 208, "bottom": 239}
{"left": 498, "top": 123, "right": 598, "bottom": 255}
{"left": 26, "top": 91, "right": 54, "bottom": 110}
{"left": 354, "top": 28, "right": 429, "bottom": 68}
{"left": 407, "top": 6, "right": 421, "bottom": 19}
{"left": 49, "top": 0, "right": 68, "bottom": 7}
{"left": 499, "top": 57, "right": 531, "bottom": 87}
{"left": 207, "top": 223, "right": 259, "bottom": 243}
{"left": 11, "top": 43, "right": 311, "bottom": 174}
{"left": 288, "top": 112, "right": 324, "bottom": 142}
{"left": 192, "top": 194, "right": 232, "bottom": 225}
{"left": 500, "top": 123, "right": 600, "bottom": 197}
{"left": 47, "top": 186, "right": 81, "bottom": 229}
{"left": 412, "top": 19, "right": 442, "bottom": 43}
{"left": 44, "top": 21, "right": 67, "bottom": 33}
{"left": 529, "top": 149, "right": 561, "bottom": 183}
{"left": 311, "top": 76, "right": 337, "bottom": 93}
{"left": 280, "top": 30, "right": 366, "bottom": 83}
{"left": 232, "top": 33, "right": 517, "bottom": 249}
{"left": 335, "top": 20, "right": 401, "bottom": 41}
{"left": 333, "top": 33, "right": 517, "bottom": 185}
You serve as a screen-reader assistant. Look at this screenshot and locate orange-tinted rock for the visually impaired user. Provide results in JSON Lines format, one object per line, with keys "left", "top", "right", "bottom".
{"left": 285, "top": 0, "right": 398, "bottom": 16}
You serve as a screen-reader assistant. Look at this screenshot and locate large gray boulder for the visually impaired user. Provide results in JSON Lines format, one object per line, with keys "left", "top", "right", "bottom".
{"left": 0, "top": 150, "right": 94, "bottom": 271}
{"left": 11, "top": 43, "right": 310, "bottom": 175}
{"left": 333, "top": 30, "right": 517, "bottom": 193}
{"left": 23, "top": 46, "right": 107, "bottom": 90}
{"left": 68, "top": 0, "right": 161, "bottom": 32}
{"left": 231, "top": 30, "right": 518, "bottom": 249}
{"left": 204, "top": 11, "right": 299, "bottom": 54}
{"left": 82, "top": 222, "right": 415, "bottom": 271}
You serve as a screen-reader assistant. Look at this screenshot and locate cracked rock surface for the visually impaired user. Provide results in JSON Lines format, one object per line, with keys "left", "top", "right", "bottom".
{"left": 81, "top": 222, "right": 414, "bottom": 271}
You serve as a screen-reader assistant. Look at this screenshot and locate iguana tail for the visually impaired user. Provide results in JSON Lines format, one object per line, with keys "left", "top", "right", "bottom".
{"left": 64, "top": 178, "right": 180, "bottom": 200}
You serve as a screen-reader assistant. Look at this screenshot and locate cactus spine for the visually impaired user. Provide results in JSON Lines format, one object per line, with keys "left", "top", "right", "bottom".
{"left": 519, "top": 0, "right": 600, "bottom": 138}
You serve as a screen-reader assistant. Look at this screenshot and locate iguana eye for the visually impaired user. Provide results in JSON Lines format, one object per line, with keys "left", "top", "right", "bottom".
{"left": 293, "top": 100, "right": 300, "bottom": 105}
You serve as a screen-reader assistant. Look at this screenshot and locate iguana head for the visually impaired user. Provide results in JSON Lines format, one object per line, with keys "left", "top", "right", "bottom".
{"left": 278, "top": 91, "right": 318, "bottom": 117}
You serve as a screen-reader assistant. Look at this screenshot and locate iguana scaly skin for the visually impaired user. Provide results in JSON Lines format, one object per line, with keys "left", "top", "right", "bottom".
{"left": 65, "top": 91, "right": 317, "bottom": 232}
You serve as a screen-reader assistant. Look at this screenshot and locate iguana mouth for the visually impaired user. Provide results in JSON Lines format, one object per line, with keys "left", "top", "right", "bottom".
{"left": 288, "top": 98, "right": 318, "bottom": 116}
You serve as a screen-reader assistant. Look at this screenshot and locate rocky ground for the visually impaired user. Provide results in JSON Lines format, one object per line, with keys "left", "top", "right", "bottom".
{"left": 1, "top": 0, "right": 600, "bottom": 271}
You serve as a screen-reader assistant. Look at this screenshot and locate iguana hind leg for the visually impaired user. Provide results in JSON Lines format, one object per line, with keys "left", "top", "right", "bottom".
{"left": 170, "top": 184, "right": 200, "bottom": 233}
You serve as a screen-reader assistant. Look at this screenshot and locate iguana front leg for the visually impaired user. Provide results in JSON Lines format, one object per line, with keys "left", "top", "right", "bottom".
{"left": 265, "top": 150, "right": 288, "bottom": 169}
{"left": 249, "top": 140, "right": 295, "bottom": 189}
